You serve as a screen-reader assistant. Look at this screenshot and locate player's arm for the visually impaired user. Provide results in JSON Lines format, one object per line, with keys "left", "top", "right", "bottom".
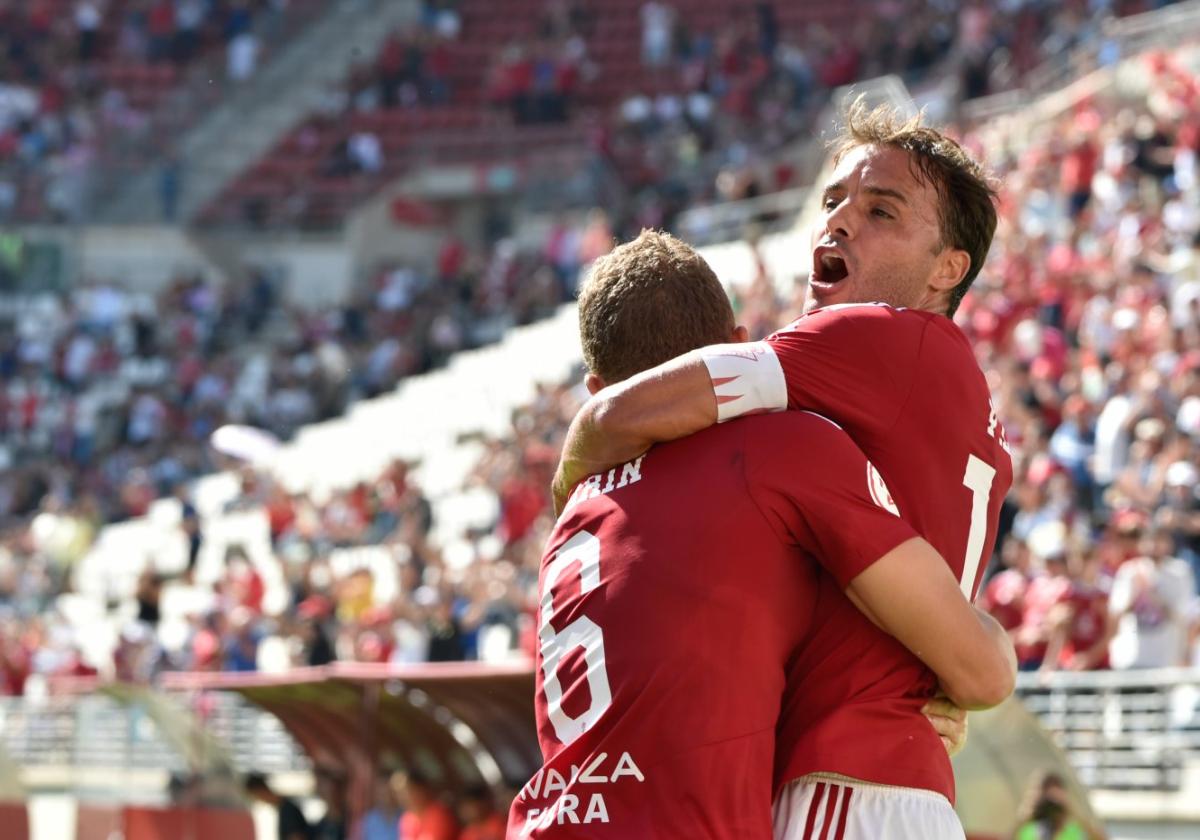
{"left": 554, "top": 350, "right": 717, "bottom": 513}
{"left": 844, "top": 539, "right": 1017, "bottom": 709}
{"left": 1072, "top": 611, "right": 1117, "bottom": 671}
{"left": 554, "top": 307, "right": 919, "bottom": 513}
{"left": 1038, "top": 602, "right": 1073, "bottom": 675}
{"left": 744, "top": 417, "right": 1014, "bottom": 710}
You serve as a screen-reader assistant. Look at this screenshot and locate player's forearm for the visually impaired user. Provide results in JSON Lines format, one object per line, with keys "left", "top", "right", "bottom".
{"left": 972, "top": 606, "right": 1018, "bottom": 705}
{"left": 1039, "top": 626, "right": 1066, "bottom": 674}
{"left": 846, "top": 539, "right": 1017, "bottom": 710}
{"left": 553, "top": 353, "right": 717, "bottom": 512}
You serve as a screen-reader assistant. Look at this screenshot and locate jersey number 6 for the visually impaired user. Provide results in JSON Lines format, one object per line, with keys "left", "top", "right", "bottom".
{"left": 539, "top": 530, "right": 613, "bottom": 745}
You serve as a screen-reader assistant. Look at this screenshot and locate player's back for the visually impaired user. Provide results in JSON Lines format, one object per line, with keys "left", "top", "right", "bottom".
{"left": 509, "top": 419, "right": 820, "bottom": 839}
{"left": 756, "top": 304, "right": 1014, "bottom": 801}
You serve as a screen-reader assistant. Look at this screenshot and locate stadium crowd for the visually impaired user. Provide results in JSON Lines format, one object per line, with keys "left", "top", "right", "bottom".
{"left": 0, "top": 214, "right": 606, "bottom": 690}
{"left": 0, "top": 12, "right": 1198, "bottom": 699}
{"left": 216, "top": 0, "right": 1177, "bottom": 233}
{"left": 0, "top": 0, "right": 320, "bottom": 223}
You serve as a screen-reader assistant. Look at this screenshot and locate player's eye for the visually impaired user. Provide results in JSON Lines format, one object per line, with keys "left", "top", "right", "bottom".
{"left": 823, "top": 198, "right": 839, "bottom": 211}
{"left": 872, "top": 207, "right": 893, "bottom": 219}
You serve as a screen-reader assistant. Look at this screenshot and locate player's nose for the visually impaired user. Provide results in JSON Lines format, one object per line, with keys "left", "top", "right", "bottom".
{"left": 824, "top": 198, "right": 856, "bottom": 241}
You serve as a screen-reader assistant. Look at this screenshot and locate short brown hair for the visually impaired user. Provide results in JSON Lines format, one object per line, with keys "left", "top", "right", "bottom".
{"left": 833, "top": 100, "right": 998, "bottom": 316}
{"left": 578, "top": 230, "right": 733, "bottom": 383}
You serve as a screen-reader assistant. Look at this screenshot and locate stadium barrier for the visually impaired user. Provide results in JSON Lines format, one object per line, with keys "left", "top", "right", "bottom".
{"left": 1015, "top": 668, "right": 1200, "bottom": 793}
{"left": 4, "top": 669, "right": 1199, "bottom": 795}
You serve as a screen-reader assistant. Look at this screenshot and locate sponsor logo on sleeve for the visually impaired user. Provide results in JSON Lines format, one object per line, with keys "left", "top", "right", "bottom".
{"left": 866, "top": 462, "right": 900, "bottom": 516}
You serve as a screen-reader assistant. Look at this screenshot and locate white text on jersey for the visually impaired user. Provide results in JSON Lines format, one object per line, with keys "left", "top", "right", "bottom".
{"left": 563, "top": 456, "right": 645, "bottom": 513}
{"left": 518, "top": 751, "right": 646, "bottom": 835}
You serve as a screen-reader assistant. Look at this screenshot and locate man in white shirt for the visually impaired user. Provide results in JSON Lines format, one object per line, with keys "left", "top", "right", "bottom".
{"left": 1110, "top": 527, "right": 1197, "bottom": 669}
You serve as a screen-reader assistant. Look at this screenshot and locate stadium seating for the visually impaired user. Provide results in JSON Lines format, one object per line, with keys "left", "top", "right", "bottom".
{"left": 0, "top": 0, "right": 323, "bottom": 223}
{"left": 195, "top": 0, "right": 883, "bottom": 227}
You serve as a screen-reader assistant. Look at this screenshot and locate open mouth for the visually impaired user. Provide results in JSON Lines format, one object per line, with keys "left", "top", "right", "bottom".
{"left": 812, "top": 252, "right": 849, "bottom": 286}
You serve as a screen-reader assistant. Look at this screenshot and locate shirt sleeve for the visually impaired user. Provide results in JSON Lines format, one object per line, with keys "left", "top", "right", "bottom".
{"left": 764, "top": 304, "right": 924, "bottom": 432}
{"left": 742, "top": 412, "right": 920, "bottom": 588}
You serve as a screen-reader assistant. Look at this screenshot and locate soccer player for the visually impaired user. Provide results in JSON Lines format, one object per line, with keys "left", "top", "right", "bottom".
{"left": 550, "top": 104, "right": 1013, "bottom": 838}
{"left": 507, "top": 232, "right": 1015, "bottom": 839}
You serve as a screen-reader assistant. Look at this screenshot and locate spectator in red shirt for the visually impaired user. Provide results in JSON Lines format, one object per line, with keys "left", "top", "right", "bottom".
{"left": 0, "top": 627, "right": 31, "bottom": 696}
{"left": 981, "top": 537, "right": 1034, "bottom": 636}
{"left": 397, "top": 773, "right": 458, "bottom": 840}
{"left": 1045, "top": 549, "right": 1114, "bottom": 671}
{"left": 1015, "top": 543, "right": 1074, "bottom": 670}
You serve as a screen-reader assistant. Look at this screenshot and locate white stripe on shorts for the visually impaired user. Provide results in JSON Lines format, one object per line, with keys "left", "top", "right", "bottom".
{"left": 772, "top": 775, "right": 966, "bottom": 840}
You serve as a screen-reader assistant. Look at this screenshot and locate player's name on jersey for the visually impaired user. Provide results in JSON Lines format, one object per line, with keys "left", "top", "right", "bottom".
{"left": 562, "top": 456, "right": 646, "bottom": 514}
{"left": 516, "top": 750, "right": 645, "bottom": 835}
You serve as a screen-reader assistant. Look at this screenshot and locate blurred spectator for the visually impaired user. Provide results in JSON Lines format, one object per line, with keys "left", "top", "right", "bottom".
{"left": 313, "top": 771, "right": 349, "bottom": 840}
{"left": 349, "top": 132, "right": 385, "bottom": 174}
{"left": 228, "top": 31, "right": 261, "bottom": 81}
{"left": 1042, "top": 549, "right": 1114, "bottom": 672}
{"left": 640, "top": 2, "right": 675, "bottom": 67}
{"left": 135, "top": 570, "right": 164, "bottom": 626}
{"left": 396, "top": 771, "right": 458, "bottom": 840}
{"left": 245, "top": 772, "right": 312, "bottom": 840}
{"left": 1013, "top": 772, "right": 1106, "bottom": 840}
{"left": 457, "top": 786, "right": 505, "bottom": 840}
{"left": 361, "top": 772, "right": 402, "bottom": 840}
{"left": 1109, "top": 528, "right": 1195, "bottom": 669}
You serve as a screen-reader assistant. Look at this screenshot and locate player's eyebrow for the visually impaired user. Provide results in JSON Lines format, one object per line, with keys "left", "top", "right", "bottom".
{"left": 821, "top": 180, "right": 846, "bottom": 199}
{"left": 862, "top": 185, "right": 910, "bottom": 205}
{"left": 821, "top": 182, "right": 909, "bottom": 206}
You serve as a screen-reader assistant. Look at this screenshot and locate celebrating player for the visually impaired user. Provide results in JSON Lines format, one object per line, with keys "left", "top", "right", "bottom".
{"left": 550, "top": 104, "right": 1013, "bottom": 839}
{"left": 508, "top": 231, "right": 1015, "bottom": 839}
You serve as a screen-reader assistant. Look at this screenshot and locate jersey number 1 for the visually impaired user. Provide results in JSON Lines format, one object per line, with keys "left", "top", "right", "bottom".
{"left": 961, "top": 454, "right": 997, "bottom": 599}
{"left": 539, "top": 530, "right": 613, "bottom": 745}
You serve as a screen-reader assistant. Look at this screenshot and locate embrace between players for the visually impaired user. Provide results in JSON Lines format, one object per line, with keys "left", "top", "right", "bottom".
{"left": 507, "top": 103, "right": 1019, "bottom": 840}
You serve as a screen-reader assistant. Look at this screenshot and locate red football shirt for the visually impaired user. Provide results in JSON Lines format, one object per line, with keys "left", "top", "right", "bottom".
{"left": 508, "top": 413, "right": 917, "bottom": 838}
{"left": 703, "top": 303, "right": 1014, "bottom": 802}
{"left": 1061, "top": 584, "right": 1110, "bottom": 670}
{"left": 400, "top": 802, "right": 458, "bottom": 840}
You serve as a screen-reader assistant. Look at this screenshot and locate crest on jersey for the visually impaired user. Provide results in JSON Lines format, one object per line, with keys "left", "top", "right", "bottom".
{"left": 866, "top": 462, "right": 900, "bottom": 516}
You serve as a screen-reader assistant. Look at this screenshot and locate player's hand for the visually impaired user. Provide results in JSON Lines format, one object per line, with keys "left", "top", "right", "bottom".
{"left": 923, "top": 696, "right": 968, "bottom": 757}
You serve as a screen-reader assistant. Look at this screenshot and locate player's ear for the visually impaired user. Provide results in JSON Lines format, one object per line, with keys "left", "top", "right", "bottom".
{"left": 584, "top": 372, "right": 606, "bottom": 394}
{"left": 730, "top": 324, "right": 750, "bottom": 344}
{"left": 931, "top": 247, "right": 971, "bottom": 293}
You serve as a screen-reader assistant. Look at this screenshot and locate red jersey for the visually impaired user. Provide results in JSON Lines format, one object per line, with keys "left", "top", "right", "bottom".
{"left": 980, "top": 568, "right": 1028, "bottom": 632}
{"left": 1060, "top": 583, "right": 1110, "bottom": 670}
{"left": 460, "top": 814, "right": 506, "bottom": 840}
{"left": 401, "top": 802, "right": 458, "bottom": 840}
{"left": 508, "top": 413, "right": 917, "bottom": 838}
{"left": 703, "top": 303, "right": 1013, "bottom": 801}
{"left": 1016, "top": 573, "right": 1072, "bottom": 665}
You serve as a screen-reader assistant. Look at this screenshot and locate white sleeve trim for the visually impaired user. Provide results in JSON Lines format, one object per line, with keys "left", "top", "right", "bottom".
{"left": 699, "top": 342, "right": 788, "bottom": 423}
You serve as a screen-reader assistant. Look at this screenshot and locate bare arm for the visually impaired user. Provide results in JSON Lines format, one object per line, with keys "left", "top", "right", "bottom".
{"left": 845, "top": 537, "right": 1018, "bottom": 709}
{"left": 553, "top": 351, "right": 717, "bottom": 513}
{"left": 1039, "top": 603, "right": 1073, "bottom": 675}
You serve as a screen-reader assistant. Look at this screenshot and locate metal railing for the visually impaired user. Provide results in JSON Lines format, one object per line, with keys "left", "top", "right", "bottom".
{"left": 0, "top": 691, "right": 308, "bottom": 784}
{"left": 1015, "top": 668, "right": 1200, "bottom": 792}
{"left": 4, "top": 669, "right": 1199, "bottom": 795}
